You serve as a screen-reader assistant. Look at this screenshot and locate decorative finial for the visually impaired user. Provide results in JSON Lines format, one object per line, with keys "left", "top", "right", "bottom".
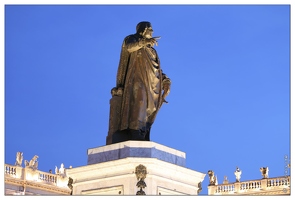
{"left": 223, "top": 176, "right": 229, "bottom": 184}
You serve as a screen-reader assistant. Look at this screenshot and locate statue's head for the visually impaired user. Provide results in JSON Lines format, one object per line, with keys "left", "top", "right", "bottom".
{"left": 136, "top": 21, "right": 153, "bottom": 38}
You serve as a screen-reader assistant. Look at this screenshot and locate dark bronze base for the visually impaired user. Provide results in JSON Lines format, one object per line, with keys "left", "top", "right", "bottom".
{"left": 112, "top": 129, "right": 150, "bottom": 144}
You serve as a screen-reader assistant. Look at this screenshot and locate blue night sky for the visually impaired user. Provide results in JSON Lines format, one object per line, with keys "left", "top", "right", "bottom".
{"left": 3, "top": 3, "right": 292, "bottom": 196}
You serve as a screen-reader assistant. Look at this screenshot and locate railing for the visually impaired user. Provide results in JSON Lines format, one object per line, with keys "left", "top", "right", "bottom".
{"left": 240, "top": 180, "right": 261, "bottom": 191}
{"left": 209, "top": 176, "right": 290, "bottom": 195}
{"left": 5, "top": 165, "right": 17, "bottom": 176}
{"left": 216, "top": 184, "right": 235, "bottom": 193}
{"left": 5, "top": 164, "right": 66, "bottom": 188}
{"left": 267, "top": 176, "right": 290, "bottom": 187}
{"left": 39, "top": 172, "right": 57, "bottom": 184}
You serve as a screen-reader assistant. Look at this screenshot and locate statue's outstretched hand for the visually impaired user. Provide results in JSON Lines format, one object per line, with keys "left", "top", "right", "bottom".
{"left": 144, "top": 38, "right": 158, "bottom": 46}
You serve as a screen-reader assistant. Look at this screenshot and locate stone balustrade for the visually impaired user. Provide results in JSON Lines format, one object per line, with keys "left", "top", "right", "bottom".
{"left": 240, "top": 180, "right": 262, "bottom": 191}
{"left": 5, "top": 165, "right": 17, "bottom": 176}
{"left": 216, "top": 183, "right": 235, "bottom": 194}
{"left": 208, "top": 176, "right": 290, "bottom": 195}
{"left": 267, "top": 176, "right": 290, "bottom": 187}
{"left": 4, "top": 164, "right": 68, "bottom": 188}
{"left": 39, "top": 172, "right": 57, "bottom": 184}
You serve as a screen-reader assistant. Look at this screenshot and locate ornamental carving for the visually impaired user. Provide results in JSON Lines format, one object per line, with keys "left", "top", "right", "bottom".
{"left": 135, "top": 164, "right": 147, "bottom": 195}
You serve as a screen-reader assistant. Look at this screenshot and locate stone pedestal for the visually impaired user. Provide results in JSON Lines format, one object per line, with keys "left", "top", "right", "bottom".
{"left": 67, "top": 141, "right": 206, "bottom": 195}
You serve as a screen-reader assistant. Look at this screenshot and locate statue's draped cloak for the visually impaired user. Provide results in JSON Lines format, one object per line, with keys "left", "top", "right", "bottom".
{"left": 116, "top": 34, "right": 164, "bottom": 132}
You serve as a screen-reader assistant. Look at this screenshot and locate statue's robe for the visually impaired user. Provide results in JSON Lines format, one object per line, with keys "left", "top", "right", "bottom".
{"left": 116, "top": 33, "right": 168, "bottom": 140}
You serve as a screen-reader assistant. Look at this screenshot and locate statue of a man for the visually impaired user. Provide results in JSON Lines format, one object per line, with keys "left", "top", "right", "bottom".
{"left": 110, "top": 21, "right": 171, "bottom": 143}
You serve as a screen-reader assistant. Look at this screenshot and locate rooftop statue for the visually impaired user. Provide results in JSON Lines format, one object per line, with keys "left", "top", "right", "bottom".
{"left": 107, "top": 21, "right": 171, "bottom": 144}
{"left": 208, "top": 170, "right": 218, "bottom": 185}
{"left": 234, "top": 167, "right": 242, "bottom": 182}
{"left": 25, "top": 155, "right": 38, "bottom": 170}
{"left": 260, "top": 167, "right": 269, "bottom": 178}
{"left": 15, "top": 152, "right": 23, "bottom": 167}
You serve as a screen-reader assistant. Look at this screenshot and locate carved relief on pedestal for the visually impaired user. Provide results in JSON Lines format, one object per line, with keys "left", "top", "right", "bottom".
{"left": 135, "top": 164, "right": 147, "bottom": 195}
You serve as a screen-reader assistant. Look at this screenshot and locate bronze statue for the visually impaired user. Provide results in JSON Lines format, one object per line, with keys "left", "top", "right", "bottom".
{"left": 106, "top": 21, "right": 171, "bottom": 144}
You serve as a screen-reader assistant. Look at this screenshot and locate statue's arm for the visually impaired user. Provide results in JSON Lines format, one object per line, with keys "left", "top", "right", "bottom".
{"left": 124, "top": 35, "right": 157, "bottom": 53}
{"left": 124, "top": 35, "right": 145, "bottom": 53}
